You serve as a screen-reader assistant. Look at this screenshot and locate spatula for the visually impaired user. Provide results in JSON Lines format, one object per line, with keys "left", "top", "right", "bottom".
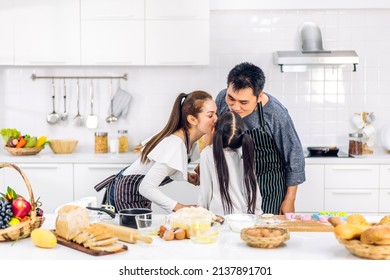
{"left": 73, "top": 79, "right": 84, "bottom": 127}
{"left": 86, "top": 80, "right": 98, "bottom": 129}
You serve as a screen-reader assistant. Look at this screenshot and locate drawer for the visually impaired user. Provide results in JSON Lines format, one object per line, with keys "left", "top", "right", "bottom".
{"left": 380, "top": 165, "right": 390, "bottom": 188}
{"left": 379, "top": 189, "right": 390, "bottom": 212}
{"left": 325, "top": 165, "right": 379, "bottom": 189}
{"left": 324, "top": 189, "right": 379, "bottom": 213}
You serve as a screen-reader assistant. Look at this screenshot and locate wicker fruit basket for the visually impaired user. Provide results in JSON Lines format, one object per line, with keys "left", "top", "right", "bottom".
{"left": 4, "top": 146, "right": 44, "bottom": 156}
{"left": 241, "top": 226, "right": 290, "bottom": 249}
{"left": 336, "top": 237, "right": 390, "bottom": 260}
{"left": 0, "top": 163, "right": 45, "bottom": 241}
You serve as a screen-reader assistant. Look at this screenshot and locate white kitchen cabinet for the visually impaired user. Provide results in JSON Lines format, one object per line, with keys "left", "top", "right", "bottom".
{"left": 80, "top": 0, "right": 145, "bottom": 65}
{"left": 81, "top": 0, "right": 144, "bottom": 19}
{"left": 145, "top": 0, "right": 209, "bottom": 65}
{"left": 0, "top": 1, "right": 14, "bottom": 65}
{"left": 73, "top": 163, "right": 128, "bottom": 206}
{"left": 295, "top": 164, "right": 324, "bottom": 213}
{"left": 14, "top": 0, "right": 80, "bottom": 65}
{"left": 324, "top": 164, "right": 380, "bottom": 213}
{"left": 145, "top": 20, "right": 209, "bottom": 65}
{"left": 325, "top": 165, "right": 380, "bottom": 189}
{"left": 145, "top": 0, "right": 209, "bottom": 19}
{"left": 379, "top": 165, "right": 390, "bottom": 213}
{"left": 1, "top": 164, "right": 73, "bottom": 214}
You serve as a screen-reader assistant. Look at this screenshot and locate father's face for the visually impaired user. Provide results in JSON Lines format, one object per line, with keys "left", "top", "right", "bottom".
{"left": 225, "top": 83, "right": 259, "bottom": 118}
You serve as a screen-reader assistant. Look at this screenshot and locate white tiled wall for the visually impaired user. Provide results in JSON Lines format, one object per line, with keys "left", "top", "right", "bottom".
{"left": 1, "top": 9, "right": 390, "bottom": 151}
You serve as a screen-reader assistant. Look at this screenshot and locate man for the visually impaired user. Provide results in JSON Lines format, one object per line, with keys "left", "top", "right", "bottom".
{"left": 215, "top": 62, "right": 305, "bottom": 215}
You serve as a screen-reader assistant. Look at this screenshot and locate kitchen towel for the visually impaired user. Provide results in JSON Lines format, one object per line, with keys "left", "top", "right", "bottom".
{"left": 110, "top": 87, "right": 132, "bottom": 119}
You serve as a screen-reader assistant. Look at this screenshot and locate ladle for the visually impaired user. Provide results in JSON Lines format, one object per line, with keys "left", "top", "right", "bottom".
{"left": 106, "top": 78, "right": 118, "bottom": 123}
{"left": 47, "top": 79, "right": 60, "bottom": 124}
{"left": 60, "top": 79, "right": 68, "bottom": 121}
{"left": 73, "top": 79, "right": 84, "bottom": 126}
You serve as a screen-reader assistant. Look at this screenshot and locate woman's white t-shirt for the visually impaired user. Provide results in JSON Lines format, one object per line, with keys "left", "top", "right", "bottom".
{"left": 123, "top": 134, "right": 199, "bottom": 212}
{"left": 198, "top": 145, "right": 262, "bottom": 216}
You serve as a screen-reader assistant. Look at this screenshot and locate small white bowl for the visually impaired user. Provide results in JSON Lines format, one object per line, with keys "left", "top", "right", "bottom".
{"left": 225, "top": 214, "right": 258, "bottom": 233}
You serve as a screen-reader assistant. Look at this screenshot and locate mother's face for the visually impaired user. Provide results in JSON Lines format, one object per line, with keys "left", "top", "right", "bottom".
{"left": 195, "top": 99, "right": 218, "bottom": 135}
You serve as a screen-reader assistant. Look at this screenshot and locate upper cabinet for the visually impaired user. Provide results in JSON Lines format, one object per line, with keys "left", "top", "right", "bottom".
{"left": 14, "top": 0, "right": 80, "bottom": 65}
{"left": 1, "top": 0, "right": 210, "bottom": 66}
{"left": 0, "top": 1, "right": 14, "bottom": 65}
{"left": 80, "top": 0, "right": 145, "bottom": 65}
{"left": 145, "top": 0, "right": 209, "bottom": 65}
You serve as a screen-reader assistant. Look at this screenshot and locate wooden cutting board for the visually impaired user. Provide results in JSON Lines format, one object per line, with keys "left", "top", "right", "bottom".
{"left": 270, "top": 215, "right": 334, "bottom": 232}
{"left": 51, "top": 230, "right": 128, "bottom": 256}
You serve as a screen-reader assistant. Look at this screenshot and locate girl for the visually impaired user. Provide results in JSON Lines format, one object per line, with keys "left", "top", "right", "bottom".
{"left": 96, "top": 90, "right": 218, "bottom": 213}
{"left": 198, "top": 111, "right": 261, "bottom": 215}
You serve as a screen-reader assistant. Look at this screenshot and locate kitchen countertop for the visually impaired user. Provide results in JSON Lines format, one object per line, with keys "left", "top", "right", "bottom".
{"left": 2, "top": 146, "right": 390, "bottom": 164}
{"left": 0, "top": 214, "right": 380, "bottom": 261}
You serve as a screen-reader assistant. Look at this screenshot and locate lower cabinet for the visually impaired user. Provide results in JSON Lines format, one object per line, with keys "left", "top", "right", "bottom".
{"left": 324, "top": 164, "right": 380, "bottom": 214}
{"left": 1, "top": 164, "right": 73, "bottom": 214}
{"left": 73, "top": 163, "right": 128, "bottom": 206}
{"left": 295, "top": 164, "right": 324, "bottom": 213}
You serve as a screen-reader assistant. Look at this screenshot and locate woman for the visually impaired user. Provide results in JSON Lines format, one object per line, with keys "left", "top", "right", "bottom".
{"left": 95, "top": 90, "right": 217, "bottom": 213}
{"left": 198, "top": 111, "right": 261, "bottom": 216}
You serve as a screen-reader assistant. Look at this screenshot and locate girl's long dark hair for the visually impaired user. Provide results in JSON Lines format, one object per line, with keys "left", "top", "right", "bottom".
{"left": 212, "top": 111, "right": 257, "bottom": 214}
{"left": 141, "top": 90, "right": 212, "bottom": 163}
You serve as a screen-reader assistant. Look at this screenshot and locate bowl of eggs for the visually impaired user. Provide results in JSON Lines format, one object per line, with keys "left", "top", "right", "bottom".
{"left": 240, "top": 227, "right": 290, "bottom": 248}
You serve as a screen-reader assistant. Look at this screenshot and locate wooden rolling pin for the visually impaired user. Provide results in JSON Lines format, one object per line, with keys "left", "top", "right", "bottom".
{"left": 96, "top": 222, "right": 153, "bottom": 244}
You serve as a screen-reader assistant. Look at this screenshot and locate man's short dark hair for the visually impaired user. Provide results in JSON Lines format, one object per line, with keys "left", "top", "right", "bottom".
{"left": 227, "top": 62, "right": 266, "bottom": 98}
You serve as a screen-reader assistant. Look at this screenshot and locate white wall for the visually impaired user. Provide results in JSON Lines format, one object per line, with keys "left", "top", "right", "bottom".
{"left": 1, "top": 8, "right": 390, "bottom": 152}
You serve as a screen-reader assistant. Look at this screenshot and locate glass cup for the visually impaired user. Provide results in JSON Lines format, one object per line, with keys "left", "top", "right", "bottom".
{"left": 135, "top": 214, "right": 167, "bottom": 236}
{"left": 188, "top": 219, "right": 220, "bottom": 244}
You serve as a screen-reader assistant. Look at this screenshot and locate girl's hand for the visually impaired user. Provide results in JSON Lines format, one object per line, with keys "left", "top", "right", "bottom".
{"left": 188, "top": 172, "right": 200, "bottom": 185}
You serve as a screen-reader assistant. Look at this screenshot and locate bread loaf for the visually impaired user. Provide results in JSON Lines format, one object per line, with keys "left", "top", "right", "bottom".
{"left": 379, "top": 215, "right": 390, "bottom": 225}
{"left": 333, "top": 223, "right": 369, "bottom": 240}
{"left": 55, "top": 205, "right": 89, "bottom": 240}
{"left": 360, "top": 225, "right": 390, "bottom": 245}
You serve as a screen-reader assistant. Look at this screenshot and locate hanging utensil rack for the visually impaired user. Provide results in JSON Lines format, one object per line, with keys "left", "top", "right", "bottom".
{"left": 31, "top": 73, "right": 128, "bottom": 81}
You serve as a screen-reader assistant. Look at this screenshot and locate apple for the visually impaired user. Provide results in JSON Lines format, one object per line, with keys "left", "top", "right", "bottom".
{"left": 12, "top": 197, "right": 31, "bottom": 219}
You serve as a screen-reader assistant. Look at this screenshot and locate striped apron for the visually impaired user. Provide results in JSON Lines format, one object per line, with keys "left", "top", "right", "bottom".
{"left": 245, "top": 102, "right": 286, "bottom": 214}
{"left": 94, "top": 165, "right": 172, "bottom": 212}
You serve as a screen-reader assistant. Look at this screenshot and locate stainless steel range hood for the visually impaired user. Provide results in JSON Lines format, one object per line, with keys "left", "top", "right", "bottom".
{"left": 273, "top": 22, "right": 359, "bottom": 72}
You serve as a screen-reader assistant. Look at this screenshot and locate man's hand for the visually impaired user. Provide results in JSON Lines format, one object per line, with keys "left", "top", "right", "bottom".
{"left": 188, "top": 172, "right": 200, "bottom": 186}
{"left": 279, "top": 185, "right": 297, "bottom": 214}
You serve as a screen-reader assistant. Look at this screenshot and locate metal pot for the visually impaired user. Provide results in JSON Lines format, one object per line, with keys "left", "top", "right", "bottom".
{"left": 87, "top": 206, "right": 152, "bottom": 228}
{"left": 307, "top": 146, "right": 339, "bottom": 157}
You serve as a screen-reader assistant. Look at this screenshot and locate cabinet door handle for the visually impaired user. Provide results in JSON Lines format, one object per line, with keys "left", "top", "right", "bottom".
{"left": 17, "top": 164, "right": 58, "bottom": 170}
{"left": 331, "top": 190, "right": 373, "bottom": 195}
{"left": 86, "top": 165, "right": 126, "bottom": 170}
{"left": 331, "top": 166, "right": 375, "bottom": 171}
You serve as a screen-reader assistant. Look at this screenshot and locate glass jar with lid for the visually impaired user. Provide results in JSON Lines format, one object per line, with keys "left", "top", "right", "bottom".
{"left": 118, "top": 130, "right": 129, "bottom": 153}
{"left": 95, "top": 132, "right": 108, "bottom": 153}
{"left": 348, "top": 132, "right": 363, "bottom": 156}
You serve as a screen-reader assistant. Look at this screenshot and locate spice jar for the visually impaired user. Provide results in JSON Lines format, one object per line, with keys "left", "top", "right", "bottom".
{"left": 118, "top": 130, "right": 129, "bottom": 153}
{"left": 95, "top": 132, "right": 108, "bottom": 153}
{"left": 348, "top": 132, "right": 363, "bottom": 156}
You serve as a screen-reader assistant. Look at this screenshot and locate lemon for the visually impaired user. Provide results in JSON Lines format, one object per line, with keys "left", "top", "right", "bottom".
{"left": 31, "top": 228, "right": 57, "bottom": 249}
{"left": 8, "top": 217, "right": 21, "bottom": 226}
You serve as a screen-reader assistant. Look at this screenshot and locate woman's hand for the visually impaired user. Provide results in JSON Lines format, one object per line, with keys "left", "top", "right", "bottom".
{"left": 187, "top": 172, "right": 200, "bottom": 186}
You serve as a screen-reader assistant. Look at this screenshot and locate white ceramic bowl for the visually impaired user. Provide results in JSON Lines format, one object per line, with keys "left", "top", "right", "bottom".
{"left": 225, "top": 214, "right": 258, "bottom": 233}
